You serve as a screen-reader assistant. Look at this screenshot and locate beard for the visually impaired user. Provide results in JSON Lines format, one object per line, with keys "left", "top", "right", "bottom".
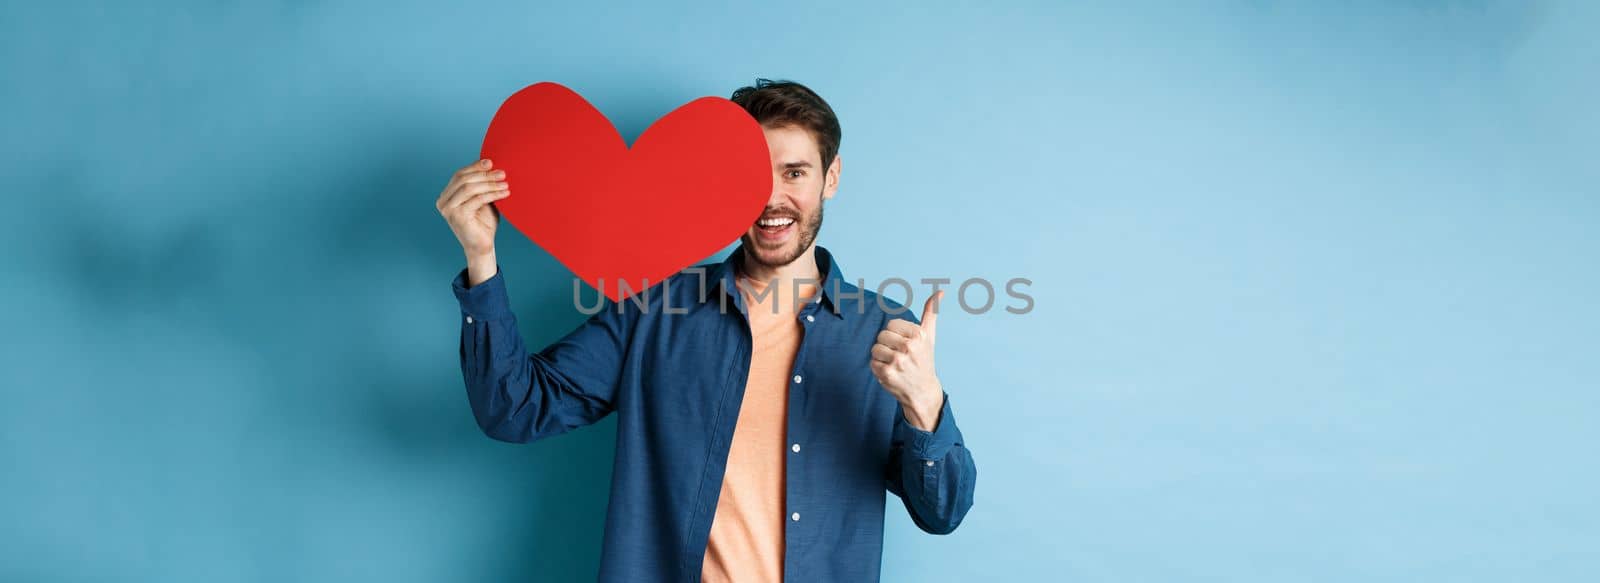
{"left": 741, "top": 198, "right": 824, "bottom": 269}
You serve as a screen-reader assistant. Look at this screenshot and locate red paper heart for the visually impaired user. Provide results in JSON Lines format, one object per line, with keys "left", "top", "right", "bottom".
{"left": 480, "top": 82, "right": 771, "bottom": 301}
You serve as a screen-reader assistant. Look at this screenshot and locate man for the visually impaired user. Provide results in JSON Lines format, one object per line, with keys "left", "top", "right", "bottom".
{"left": 434, "top": 79, "right": 976, "bottom": 582}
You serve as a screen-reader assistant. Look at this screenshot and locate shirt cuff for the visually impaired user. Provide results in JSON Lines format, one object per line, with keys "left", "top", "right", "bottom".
{"left": 451, "top": 265, "right": 513, "bottom": 321}
{"left": 895, "top": 391, "right": 965, "bottom": 461}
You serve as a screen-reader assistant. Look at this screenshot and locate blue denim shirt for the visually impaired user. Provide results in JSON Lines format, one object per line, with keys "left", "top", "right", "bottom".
{"left": 451, "top": 245, "right": 976, "bottom": 582}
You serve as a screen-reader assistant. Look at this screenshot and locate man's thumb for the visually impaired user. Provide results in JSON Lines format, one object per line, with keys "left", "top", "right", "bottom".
{"left": 921, "top": 290, "right": 943, "bottom": 339}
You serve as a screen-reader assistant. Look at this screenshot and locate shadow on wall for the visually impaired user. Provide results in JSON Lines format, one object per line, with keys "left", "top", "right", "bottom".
{"left": 325, "top": 77, "right": 719, "bottom": 579}
{"left": 19, "top": 79, "right": 736, "bottom": 579}
{"left": 322, "top": 111, "right": 631, "bottom": 580}
{"left": 318, "top": 73, "right": 743, "bottom": 577}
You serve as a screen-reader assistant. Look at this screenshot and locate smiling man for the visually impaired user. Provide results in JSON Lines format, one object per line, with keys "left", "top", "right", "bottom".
{"left": 434, "top": 79, "right": 977, "bottom": 582}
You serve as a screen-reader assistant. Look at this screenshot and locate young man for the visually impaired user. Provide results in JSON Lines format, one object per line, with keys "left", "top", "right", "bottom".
{"left": 434, "top": 79, "right": 976, "bottom": 582}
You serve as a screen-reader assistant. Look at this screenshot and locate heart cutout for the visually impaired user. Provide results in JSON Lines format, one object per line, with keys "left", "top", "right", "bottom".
{"left": 480, "top": 82, "right": 771, "bottom": 301}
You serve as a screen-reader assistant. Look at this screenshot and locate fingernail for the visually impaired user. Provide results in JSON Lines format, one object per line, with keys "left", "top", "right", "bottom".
{"left": 492, "top": 170, "right": 506, "bottom": 178}
{"left": 481, "top": 159, "right": 492, "bottom": 168}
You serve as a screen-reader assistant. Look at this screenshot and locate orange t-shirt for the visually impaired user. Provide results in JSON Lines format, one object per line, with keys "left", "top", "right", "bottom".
{"left": 701, "top": 275, "right": 816, "bottom": 583}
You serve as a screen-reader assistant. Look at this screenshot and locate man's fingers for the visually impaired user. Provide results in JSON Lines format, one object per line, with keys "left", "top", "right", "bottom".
{"left": 455, "top": 159, "right": 492, "bottom": 176}
{"left": 456, "top": 170, "right": 506, "bottom": 187}
{"left": 442, "top": 170, "right": 506, "bottom": 202}
{"left": 443, "top": 180, "right": 493, "bottom": 209}
{"left": 460, "top": 189, "right": 510, "bottom": 215}
{"left": 438, "top": 160, "right": 500, "bottom": 207}
{"left": 871, "top": 344, "right": 896, "bottom": 364}
{"left": 920, "top": 290, "right": 943, "bottom": 339}
{"left": 446, "top": 180, "right": 509, "bottom": 210}
{"left": 875, "top": 329, "right": 909, "bottom": 352}
{"left": 883, "top": 318, "right": 920, "bottom": 339}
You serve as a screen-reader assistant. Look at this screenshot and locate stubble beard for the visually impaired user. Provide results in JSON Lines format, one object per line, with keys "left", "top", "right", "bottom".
{"left": 742, "top": 200, "right": 825, "bottom": 269}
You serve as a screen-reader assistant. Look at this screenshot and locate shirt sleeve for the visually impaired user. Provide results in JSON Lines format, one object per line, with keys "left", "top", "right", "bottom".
{"left": 884, "top": 391, "right": 977, "bottom": 535}
{"left": 452, "top": 265, "right": 631, "bottom": 443}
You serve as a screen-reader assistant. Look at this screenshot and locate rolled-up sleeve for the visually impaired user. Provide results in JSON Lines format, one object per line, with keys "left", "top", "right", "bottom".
{"left": 885, "top": 391, "right": 977, "bottom": 534}
{"left": 452, "top": 265, "right": 630, "bottom": 443}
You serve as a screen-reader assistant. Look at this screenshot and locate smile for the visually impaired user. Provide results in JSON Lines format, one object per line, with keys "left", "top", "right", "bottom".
{"left": 754, "top": 216, "right": 796, "bottom": 242}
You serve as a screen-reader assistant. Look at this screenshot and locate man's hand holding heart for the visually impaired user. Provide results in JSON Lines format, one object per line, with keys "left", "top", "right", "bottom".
{"left": 871, "top": 291, "right": 948, "bottom": 432}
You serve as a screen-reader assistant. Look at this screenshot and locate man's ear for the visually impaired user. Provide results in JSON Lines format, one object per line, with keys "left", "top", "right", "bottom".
{"left": 822, "top": 155, "right": 842, "bottom": 200}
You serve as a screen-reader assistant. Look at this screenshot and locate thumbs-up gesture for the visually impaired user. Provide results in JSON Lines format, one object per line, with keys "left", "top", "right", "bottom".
{"left": 871, "top": 291, "right": 946, "bottom": 432}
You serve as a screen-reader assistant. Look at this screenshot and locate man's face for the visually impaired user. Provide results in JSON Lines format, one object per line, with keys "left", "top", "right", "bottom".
{"left": 741, "top": 124, "right": 840, "bottom": 268}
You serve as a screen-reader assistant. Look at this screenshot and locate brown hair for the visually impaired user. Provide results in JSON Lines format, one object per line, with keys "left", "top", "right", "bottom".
{"left": 730, "top": 79, "right": 842, "bottom": 170}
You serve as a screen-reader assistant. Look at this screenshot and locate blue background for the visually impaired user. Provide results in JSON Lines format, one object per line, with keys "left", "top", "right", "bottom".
{"left": 3, "top": 1, "right": 1596, "bottom": 581}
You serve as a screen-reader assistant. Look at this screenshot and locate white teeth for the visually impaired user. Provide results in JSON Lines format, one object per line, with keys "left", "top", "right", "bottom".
{"left": 757, "top": 217, "right": 795, "bottom": 227}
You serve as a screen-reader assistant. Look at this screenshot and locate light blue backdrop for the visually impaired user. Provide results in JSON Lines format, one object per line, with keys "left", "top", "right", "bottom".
{"left": 3, "top": 1, "right": 1596, "bottom": 581}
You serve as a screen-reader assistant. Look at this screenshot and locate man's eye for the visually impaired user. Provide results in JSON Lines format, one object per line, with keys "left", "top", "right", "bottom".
{"left": 787, "top": 170, "right": 805, "bottom": 179}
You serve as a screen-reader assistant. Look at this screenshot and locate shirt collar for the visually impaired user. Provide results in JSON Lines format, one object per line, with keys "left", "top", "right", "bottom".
{"left": 709, "top": 244, "right": 851, "bottom": 319}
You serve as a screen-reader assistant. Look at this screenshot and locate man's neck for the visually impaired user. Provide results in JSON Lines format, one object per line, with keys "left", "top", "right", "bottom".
{"left": 738, "top": 243, "right": 822, "bottom": 294}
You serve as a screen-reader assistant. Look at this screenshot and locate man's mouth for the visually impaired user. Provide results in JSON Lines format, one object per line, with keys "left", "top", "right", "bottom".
{"left": 753, "top": 215, "right": 797, "bottom": 242}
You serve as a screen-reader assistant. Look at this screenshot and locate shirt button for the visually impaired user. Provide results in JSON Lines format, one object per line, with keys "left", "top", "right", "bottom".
{"left": 465, "top": 316, "right": 473, "bottom": 324}
{"left": 791, "top": 512, "right": 801, "bottom": 521}
{"left": 805, "top": 314, "right": 814, "bottom": 322}
{"left": 793, "top": 375, "right": 803, "bottom": 384}
{"left": 926, "top": 460, "right": 936, "bottom": 467}
{"left": 792, "top": 443, "right": 801, "bottom": 453}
